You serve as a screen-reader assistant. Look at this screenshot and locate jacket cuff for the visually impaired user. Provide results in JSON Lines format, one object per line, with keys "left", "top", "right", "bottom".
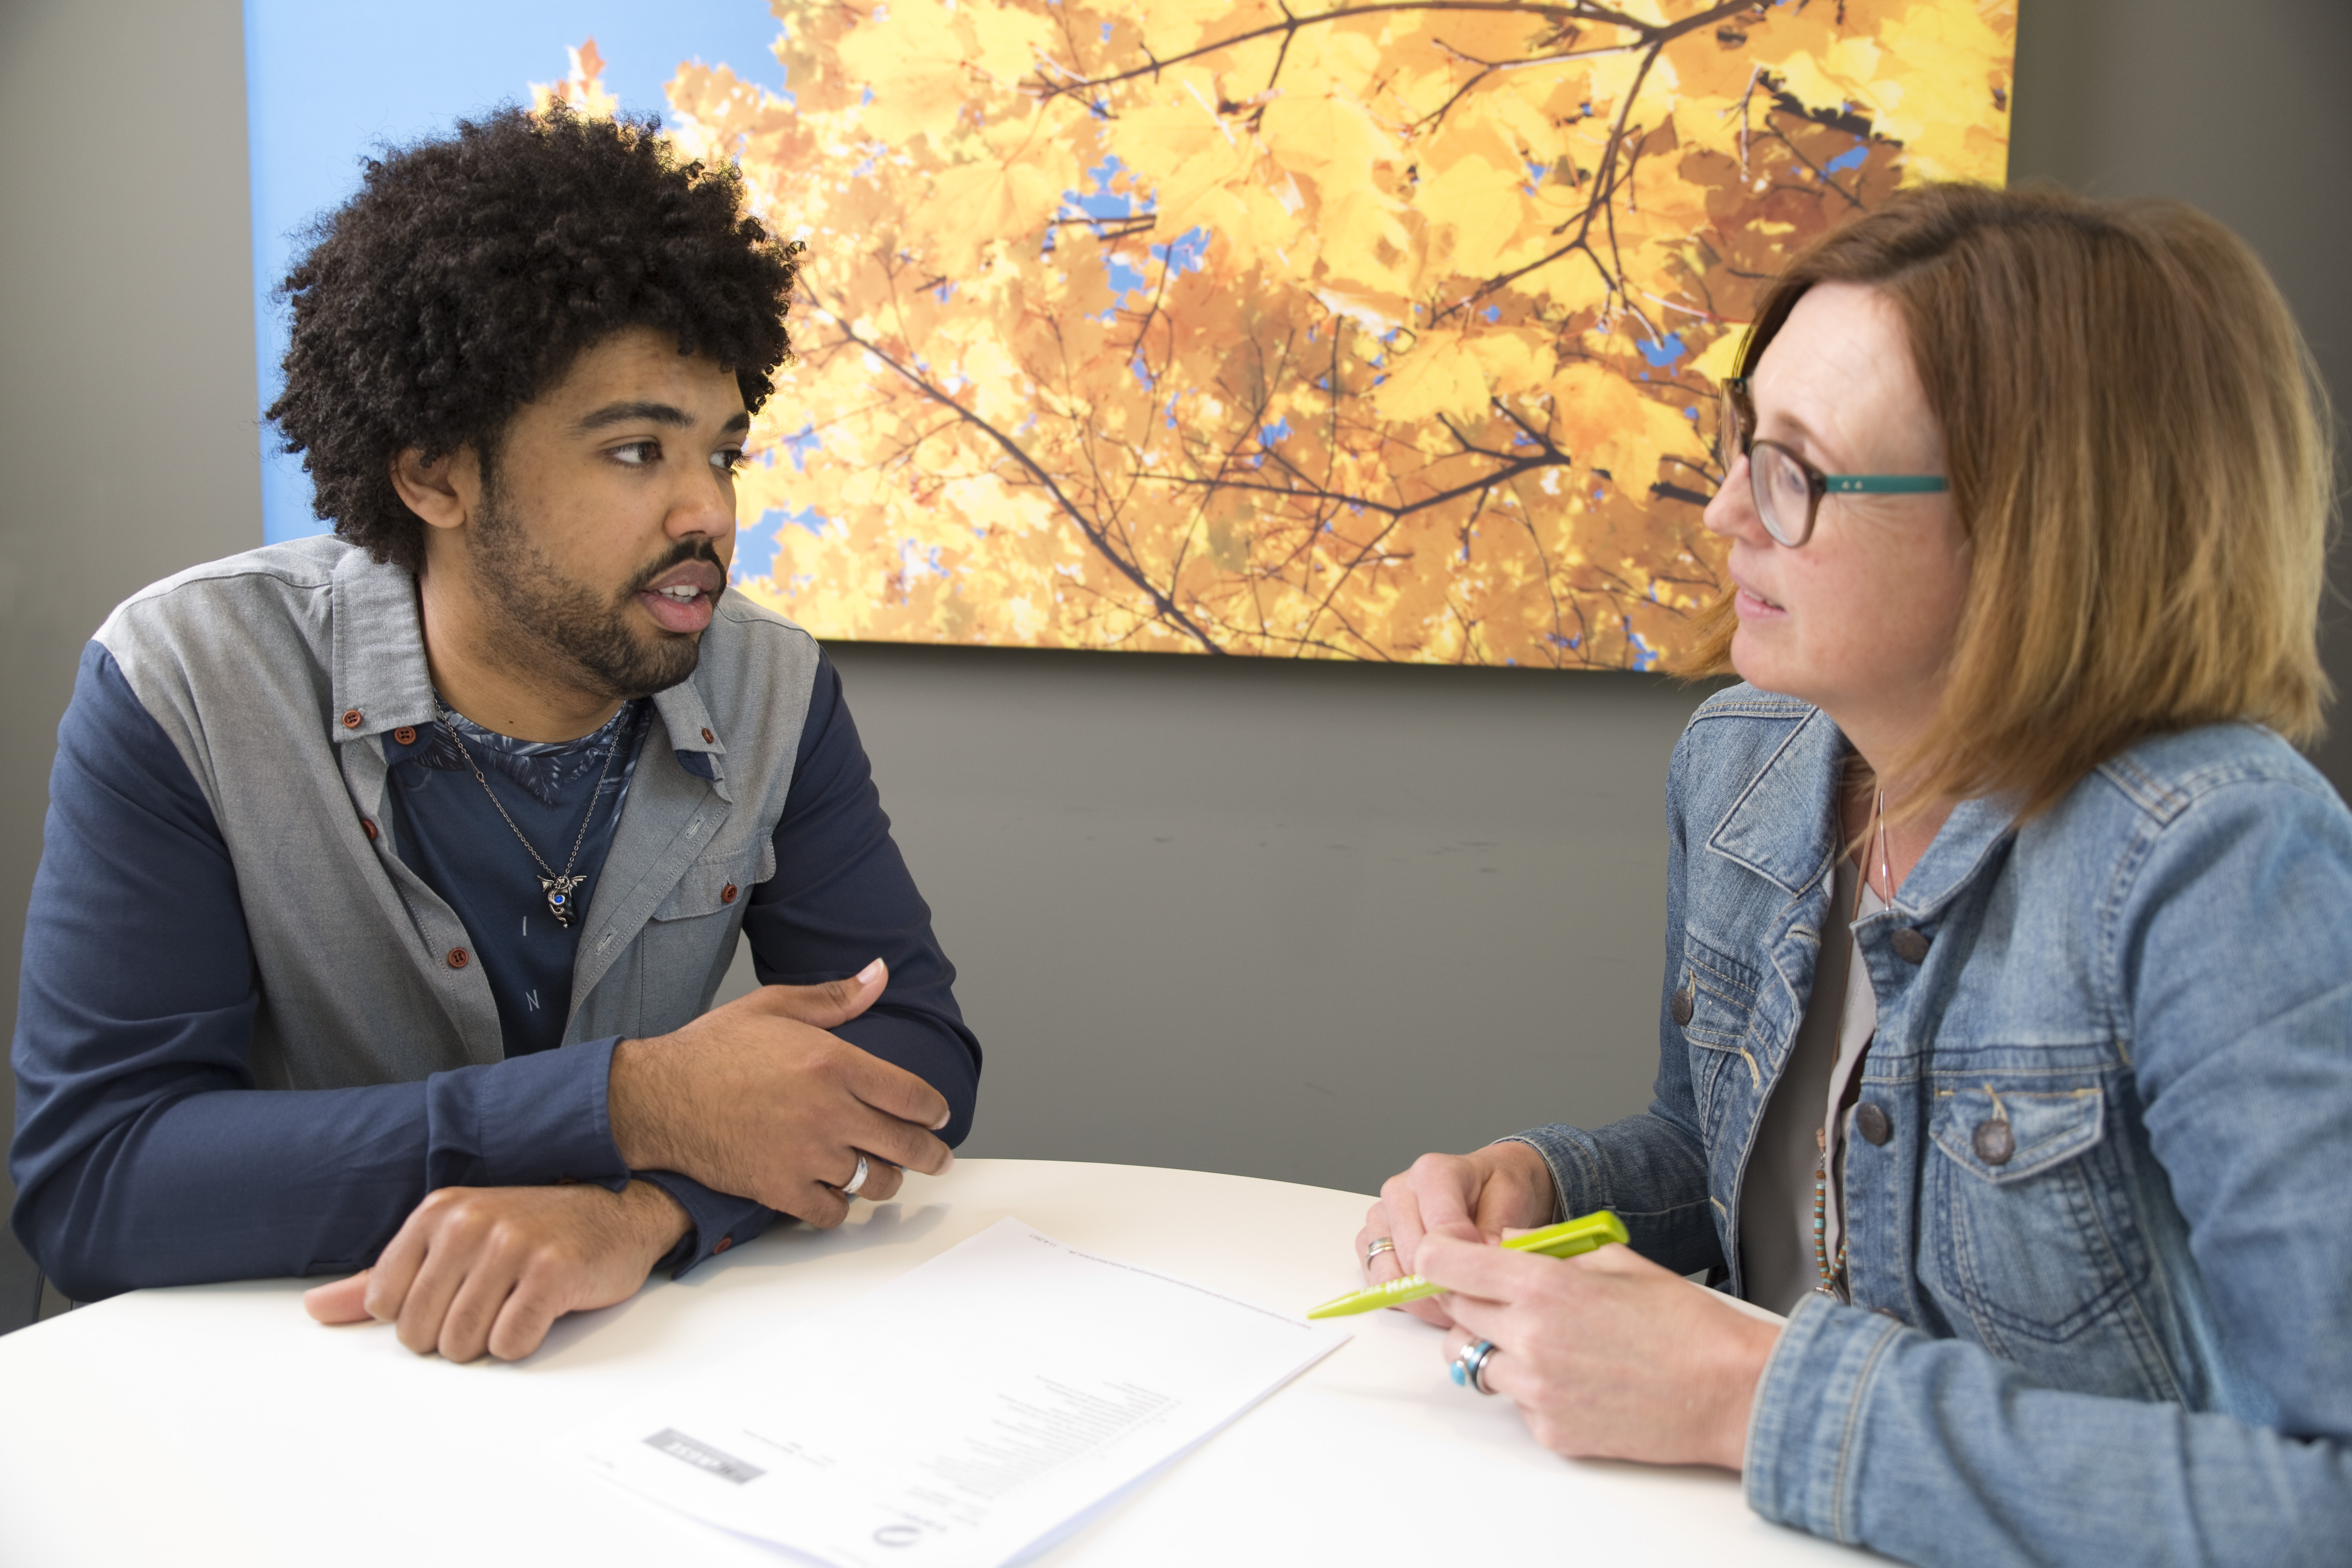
{"left": 422, "top": 1036, "right": 629, "bottom": 1192}
{"left": 633, "top": 1171, "right": 780, "bottom": 1278}
{"left": 1497, "top": 1125, "right": 1599, "bottom": 1224}
{"left": 1743, "top": 1291, "right": 1908, "bottom": 1545}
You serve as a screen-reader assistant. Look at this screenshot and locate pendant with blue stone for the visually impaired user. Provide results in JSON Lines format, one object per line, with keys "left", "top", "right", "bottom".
{"left": 540, "top": 874, "right": 586, "bottom": 927}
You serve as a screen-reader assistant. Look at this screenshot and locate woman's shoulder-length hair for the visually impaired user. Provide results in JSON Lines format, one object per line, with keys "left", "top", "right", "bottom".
{"left": 1679, "top": 181, "right": 2335, "bottom": 822}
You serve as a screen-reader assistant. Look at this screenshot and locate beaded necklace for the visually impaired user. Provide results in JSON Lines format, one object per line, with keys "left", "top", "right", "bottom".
{"left": 1812, "top": 788, "right": 1891, "bottom": 1298}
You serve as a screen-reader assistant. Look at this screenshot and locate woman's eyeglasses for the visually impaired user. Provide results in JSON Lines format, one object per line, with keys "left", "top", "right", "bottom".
{"left": 1717, "top": 377, "right": 1948, "bottom": 548}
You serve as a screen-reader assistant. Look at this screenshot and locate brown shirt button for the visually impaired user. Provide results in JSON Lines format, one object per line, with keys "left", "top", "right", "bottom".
{"left": 701, "top": 727, "right": 715, "bottom": 744}
{"left": 1854, "top": 1102, "right": 1892, "bottom": 1146}
{"left": 446, "top": 947, "right": 470, "bottom": 969}
{"left": 341, "top": 708, "right": 364, "bottom": 730}
{"left": 393, "top": 726, "right": 417, "bottom": 746}
{"left": 1890, "top": 927, "right": 1931, "bottom": 964}
{"left": 713, "top": 1236, "right": 733, "bottom": 1254}
{"left": 720, "top": 883, "right": 739, "bottom": 905}
{"left": 1973, "top": 1119, "right": 2016, "bottom": 1165}
{"left": 1670, "top": 980, "right": 1695, "bottom": 1027}
{"left": 360, "top": 818, "right": 379, "bottom": 841}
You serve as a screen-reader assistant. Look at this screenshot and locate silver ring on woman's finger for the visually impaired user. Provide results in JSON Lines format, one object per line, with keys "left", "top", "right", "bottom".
{"left": 841, "top": 1153, "right": 871, "bottom": 1198}
{"left": 1365, "top": 1236, "right": 1396, "bottom": 1267}
{"left": 1451, "top": 1338, "right": 1500, "bottom": 1395}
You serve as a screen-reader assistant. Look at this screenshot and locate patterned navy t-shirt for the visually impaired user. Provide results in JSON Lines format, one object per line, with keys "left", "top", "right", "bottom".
{"left": 383, "top": 698, "right": 653, "bottom": 1056}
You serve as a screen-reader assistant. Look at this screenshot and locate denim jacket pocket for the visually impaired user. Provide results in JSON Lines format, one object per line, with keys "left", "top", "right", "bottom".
{"left": 1924, "top": 1079, "right": 2151, "bottom": 1347}
{"left": 1676, "top": 931, "right": 1763, "bottom": 1132}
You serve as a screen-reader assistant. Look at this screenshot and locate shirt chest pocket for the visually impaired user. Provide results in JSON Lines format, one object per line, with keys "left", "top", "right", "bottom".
{"left": 651, "top": 835, "right": 776, "bottom": 924}
{"left": 1923, "top": 1078, "right": 2151, "bottom": 1345}
{"left": 632, "top": 837, "right": 777, "bottom": 1033}
{"left": 1673, "top": 933, "right": 1764, "bottom": 1131}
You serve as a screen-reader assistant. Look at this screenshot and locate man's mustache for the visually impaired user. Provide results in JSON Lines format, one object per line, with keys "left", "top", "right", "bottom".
{"left": 626, "top": 538, "right": 729, "bottom": 597}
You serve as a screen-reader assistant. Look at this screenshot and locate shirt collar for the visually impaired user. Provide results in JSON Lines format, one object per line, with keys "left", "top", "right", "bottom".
{"left": 652, "top": 679, "right": 727, "bottom": 785}
{"left": 325, "top": 545, "right": 731, "bottom": 784}
{"left": 328, "top": 547, "right": 438, "bottom": 743}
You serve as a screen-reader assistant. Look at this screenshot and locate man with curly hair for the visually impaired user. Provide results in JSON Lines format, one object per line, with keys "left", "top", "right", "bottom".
{"left": 9, "top": 107, "right": 980, "bottom": 1360}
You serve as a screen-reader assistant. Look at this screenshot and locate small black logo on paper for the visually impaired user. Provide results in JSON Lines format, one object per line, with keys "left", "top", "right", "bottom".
{"left": 643, "top": 1428, "right": 766, "bottom": 1485}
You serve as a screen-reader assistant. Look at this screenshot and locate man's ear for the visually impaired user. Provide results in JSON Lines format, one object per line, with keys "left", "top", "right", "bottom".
{"left": 388, "top": 446, "right": 476, "bottom": 532}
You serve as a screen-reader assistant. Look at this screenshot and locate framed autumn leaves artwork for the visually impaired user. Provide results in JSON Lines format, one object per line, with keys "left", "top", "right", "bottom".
{"left": 547, "top": 0, "right": 2016, "bottom": 667}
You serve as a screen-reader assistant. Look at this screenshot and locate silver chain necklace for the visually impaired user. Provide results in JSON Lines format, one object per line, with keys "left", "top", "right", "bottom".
{"left": 431, "top": 698, "right": 623, "bottom": 929}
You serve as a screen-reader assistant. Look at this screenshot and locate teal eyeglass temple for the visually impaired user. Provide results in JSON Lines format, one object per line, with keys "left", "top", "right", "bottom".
{"left": 1719, "top": 376, "right": 1948, "bottom": 546}
{"left": 1820, "top": 473, "right": 1949, "bottom": 494}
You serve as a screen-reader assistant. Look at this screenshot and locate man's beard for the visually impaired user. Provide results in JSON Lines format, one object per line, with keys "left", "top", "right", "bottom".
{"left": 468, "top": 479, "right": 725, "bottom": 702}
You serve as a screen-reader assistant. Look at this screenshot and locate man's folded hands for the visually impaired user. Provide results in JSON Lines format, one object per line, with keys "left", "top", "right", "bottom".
{"left": 307, "top": 958, "right": 955, "bottom": 1361}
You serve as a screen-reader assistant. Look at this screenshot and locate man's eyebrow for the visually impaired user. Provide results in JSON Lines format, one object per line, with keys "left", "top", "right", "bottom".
{"left": 570, "top": 401, "right": 751, "bottom": 435}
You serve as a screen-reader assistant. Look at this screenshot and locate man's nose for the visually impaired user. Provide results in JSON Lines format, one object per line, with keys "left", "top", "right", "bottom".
{"left": 670, "top": 462, "right": 737, "bottom": 540}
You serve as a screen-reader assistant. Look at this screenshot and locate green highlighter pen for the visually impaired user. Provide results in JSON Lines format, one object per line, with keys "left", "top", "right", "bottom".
{"left": 1305, "top": 1209, "right": 1630, "bottom": 1319}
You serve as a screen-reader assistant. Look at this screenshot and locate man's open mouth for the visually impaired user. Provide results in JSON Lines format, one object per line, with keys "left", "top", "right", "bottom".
{"left": 637, "top": 560, "right": 725, "bottom": 634}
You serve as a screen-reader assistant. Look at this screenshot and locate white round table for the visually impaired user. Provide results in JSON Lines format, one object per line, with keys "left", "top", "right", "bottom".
{"left": 0, "top": 1159, "right": 1870, "bottom": 1565}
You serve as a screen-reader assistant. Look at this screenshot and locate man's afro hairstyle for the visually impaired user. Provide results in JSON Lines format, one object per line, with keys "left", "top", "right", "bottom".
{"left": 267, "top": 105, "right": 802, "bottom": 572}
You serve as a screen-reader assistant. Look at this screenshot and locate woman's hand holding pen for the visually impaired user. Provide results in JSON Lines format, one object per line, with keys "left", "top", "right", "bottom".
{"left": 1417, "top": 1234, "right": 1780, "bottom": 1472}
{"left": 1355, "top": 1142, "right": 1556, "bottom": 1328}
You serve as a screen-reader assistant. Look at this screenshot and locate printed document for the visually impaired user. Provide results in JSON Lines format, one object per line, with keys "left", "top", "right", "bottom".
{"left": 572, "top": 1218, "right": 1352, "bottom": 1566}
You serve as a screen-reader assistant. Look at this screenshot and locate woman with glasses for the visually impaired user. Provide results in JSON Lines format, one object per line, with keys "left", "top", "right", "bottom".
{"left": 1356, "top": 183, "right": 2350, "bottom": 1565}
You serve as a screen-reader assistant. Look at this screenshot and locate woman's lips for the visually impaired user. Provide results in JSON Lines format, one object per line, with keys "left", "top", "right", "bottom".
{"left": 1734, "top": 582, "right": 1785, "bottom": 618}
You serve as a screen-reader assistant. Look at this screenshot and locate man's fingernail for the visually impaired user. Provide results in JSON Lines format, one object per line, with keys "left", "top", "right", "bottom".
{"left": 856, "top": 958, "right": 884, "bottom": 986}
{"left": 932, "top": 1110, "right": 951, "bottom": 1130}
{"left": 938, "top": 1151, "right": 956, "bottom": 1173}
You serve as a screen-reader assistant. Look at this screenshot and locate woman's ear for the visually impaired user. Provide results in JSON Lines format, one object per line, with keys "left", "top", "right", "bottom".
{"left": 388, "top": 446, "right": 474, "bottom": 531}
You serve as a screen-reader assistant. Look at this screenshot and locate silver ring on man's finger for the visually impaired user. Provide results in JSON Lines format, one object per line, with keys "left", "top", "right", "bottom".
{"left": 1365, "top": 1236, "right": 1396, "bottom": 1268}
{"left": 841, "top": 1153, "right": 871, "bottom": 1198}
{"left": 1451, "top": 1338, "right": 1500, "bottom": 1395}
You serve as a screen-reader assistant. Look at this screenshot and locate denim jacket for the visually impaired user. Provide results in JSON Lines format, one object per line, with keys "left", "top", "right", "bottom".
{"left": 1509, "top": 686, "right": 2352, "bottom": 1567}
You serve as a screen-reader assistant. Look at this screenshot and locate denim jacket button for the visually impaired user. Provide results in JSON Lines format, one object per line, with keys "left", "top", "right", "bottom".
{"left": 1890, "top": 927, "right": 1931, "bottom": 964}
{"left": 1973, "top": 1119, "right": 2016, "bottom": 1165}
{"left": 1855, "top": 1102, "right": 1892, "bottom": 1145}
{"left": 1670, "top": 980, "right": 1695, "bottom": 1027}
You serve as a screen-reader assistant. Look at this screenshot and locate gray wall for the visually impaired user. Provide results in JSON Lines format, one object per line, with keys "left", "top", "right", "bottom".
{"left": 0, "top": 0, "right": 264, "bottom": 1323}
{"left": 3, "top": 0, "right": 2348, "bottom": 1328}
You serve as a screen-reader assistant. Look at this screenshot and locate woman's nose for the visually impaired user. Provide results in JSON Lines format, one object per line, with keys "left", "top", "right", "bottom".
{"left": 1702, "top": 452, "right": 1764, "bottom": 542}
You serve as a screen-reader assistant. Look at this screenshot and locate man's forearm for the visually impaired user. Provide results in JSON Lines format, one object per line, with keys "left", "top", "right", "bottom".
{"left": 15, "top": 1040, "right": 638, "bottom": 1301}
{"left": 16, "top": 1079, "right": 436, "bottom": 1299}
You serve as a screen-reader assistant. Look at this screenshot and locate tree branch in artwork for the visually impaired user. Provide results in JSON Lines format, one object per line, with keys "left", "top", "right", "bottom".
{"left": 614, "top": 0, "right": 2013, "bottom": 664}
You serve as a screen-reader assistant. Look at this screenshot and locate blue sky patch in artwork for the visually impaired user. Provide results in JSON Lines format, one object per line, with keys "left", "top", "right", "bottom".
{"left": 1153, "top": 226, "right": 1210, "bottom": 276}
{"left": 1107, "top": 254, "right": 1149, "bottom": 294}
{"left": 731, "top": 505, "right": 827, "bottom": 584}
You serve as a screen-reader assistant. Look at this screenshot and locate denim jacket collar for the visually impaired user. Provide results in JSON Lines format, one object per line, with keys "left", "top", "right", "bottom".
{"left": 1703, "top": 703, "right": 2019, "bottom": 919}
{"left": 1889, "top": 795, "right": 2017, "bottom": 919}
{"left": 1704, "top": 707, "right": 1842, "bottom": 899}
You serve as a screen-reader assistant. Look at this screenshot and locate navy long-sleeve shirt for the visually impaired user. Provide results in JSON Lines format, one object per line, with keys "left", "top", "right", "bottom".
{"left": 11, "top": 642, "right": 979, "bottom": 1301}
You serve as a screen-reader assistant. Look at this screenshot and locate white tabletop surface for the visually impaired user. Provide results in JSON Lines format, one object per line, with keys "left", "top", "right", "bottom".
{"left": 0, "top": 1158, "right": 1871, "bottom": 1566}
